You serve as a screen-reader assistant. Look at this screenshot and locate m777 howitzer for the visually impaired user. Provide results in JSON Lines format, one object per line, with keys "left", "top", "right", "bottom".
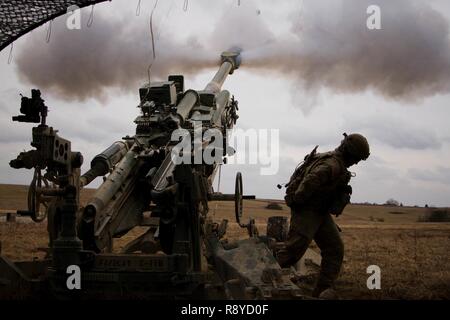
{"left": 0, "top": 51, "right": 320, "bottom": 299}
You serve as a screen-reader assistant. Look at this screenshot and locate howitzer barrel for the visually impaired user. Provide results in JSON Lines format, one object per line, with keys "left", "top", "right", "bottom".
{"left": 212, "top": 90, "right": 231, "bottom": 126}
{"left": 204, "top": 62, "right": 233, "bottom": 93}
{"left": 176, "top": 51, "right": 240, "bottom": 123}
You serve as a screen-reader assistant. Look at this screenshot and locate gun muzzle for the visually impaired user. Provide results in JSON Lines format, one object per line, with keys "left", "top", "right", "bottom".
{"left": 176, "top": 50, "right": 241, "bottom": 124}
{"left": 204, "top": 51, "right": 241, "bottom": 93}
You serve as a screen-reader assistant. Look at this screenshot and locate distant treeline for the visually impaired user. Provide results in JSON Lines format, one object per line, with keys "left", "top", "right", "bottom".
{"left": 418, "top": 209, "right": 450, "bottom": 222}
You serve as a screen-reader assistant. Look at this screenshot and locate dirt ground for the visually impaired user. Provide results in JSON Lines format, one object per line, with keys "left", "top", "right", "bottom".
{"left": 1, "top": 184, "right": 449, "bottom": 299}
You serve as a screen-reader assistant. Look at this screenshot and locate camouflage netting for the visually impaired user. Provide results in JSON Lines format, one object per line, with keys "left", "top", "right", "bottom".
{"left": 0, "top": 0, "right": 109, "bottom": 51}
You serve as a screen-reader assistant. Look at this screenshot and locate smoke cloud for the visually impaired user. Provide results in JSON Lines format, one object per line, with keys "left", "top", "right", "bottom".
{"left": 14, "top": 0, "right": 450, "bottom": 103}
{"left": 240, "top": 0, "right": 450, "bottom": 101}
{"left": 15, "top": 14, "right": 218, "bottom": 100}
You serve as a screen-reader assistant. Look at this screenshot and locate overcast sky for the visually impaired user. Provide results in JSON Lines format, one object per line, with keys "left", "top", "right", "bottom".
{"left": 1, "top": 0, "right": 450, "bottom": 207}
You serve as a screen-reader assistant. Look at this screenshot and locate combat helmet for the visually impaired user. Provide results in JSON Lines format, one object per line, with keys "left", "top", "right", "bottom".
{"left": 339, "top": 133, "right": 370, "bottom": 161}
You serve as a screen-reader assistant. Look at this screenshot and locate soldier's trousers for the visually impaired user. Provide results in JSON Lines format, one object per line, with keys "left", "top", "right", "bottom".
{"left": 276, "top": 208, "right": 344, "bottom": 291}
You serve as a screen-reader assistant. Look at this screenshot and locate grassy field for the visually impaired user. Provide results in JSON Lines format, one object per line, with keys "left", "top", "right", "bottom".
{"left": 1, "top": 184, "right": 449, "bottom": 299}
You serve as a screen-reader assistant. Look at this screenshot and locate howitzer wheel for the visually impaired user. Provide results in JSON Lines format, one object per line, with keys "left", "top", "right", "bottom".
{"left": 235, "top": 172, "right": 243, "bottom": 225}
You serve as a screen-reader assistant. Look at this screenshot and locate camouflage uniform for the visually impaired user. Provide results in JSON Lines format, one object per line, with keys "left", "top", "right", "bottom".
{"left": 277, "top": 151, "right": 350, "bottom": 294}
{"left": 278, "top": 133, "right": 370, "bottom": 297}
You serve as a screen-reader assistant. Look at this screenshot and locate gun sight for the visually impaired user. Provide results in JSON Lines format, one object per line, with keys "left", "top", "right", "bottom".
{"left": 12, "top": 89, "right": 47, "bottom": 125}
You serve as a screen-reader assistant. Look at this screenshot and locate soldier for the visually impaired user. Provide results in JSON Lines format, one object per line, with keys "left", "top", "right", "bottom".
{"left": 277, "top": 133, "right": 370, "bottom": 298}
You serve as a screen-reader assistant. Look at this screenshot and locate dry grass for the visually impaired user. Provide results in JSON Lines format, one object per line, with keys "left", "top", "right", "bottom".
{"left": 1, "top": 185, "right": 450, "bottom": 299}
{"left": 338, "top": 226, "right": 450, "bottom": 299}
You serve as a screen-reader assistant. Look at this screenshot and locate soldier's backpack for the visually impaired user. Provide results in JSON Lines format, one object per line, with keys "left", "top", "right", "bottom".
{"left": 284, "top": 146, "right": 334, "bottom": 207}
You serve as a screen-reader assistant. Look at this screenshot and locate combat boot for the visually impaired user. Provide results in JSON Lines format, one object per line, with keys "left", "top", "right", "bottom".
{"left": 318, "top": 288, "right": 339, "bottom": 300}
{"left": 312, "top": 283, "right": 340, "bottom": 299}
